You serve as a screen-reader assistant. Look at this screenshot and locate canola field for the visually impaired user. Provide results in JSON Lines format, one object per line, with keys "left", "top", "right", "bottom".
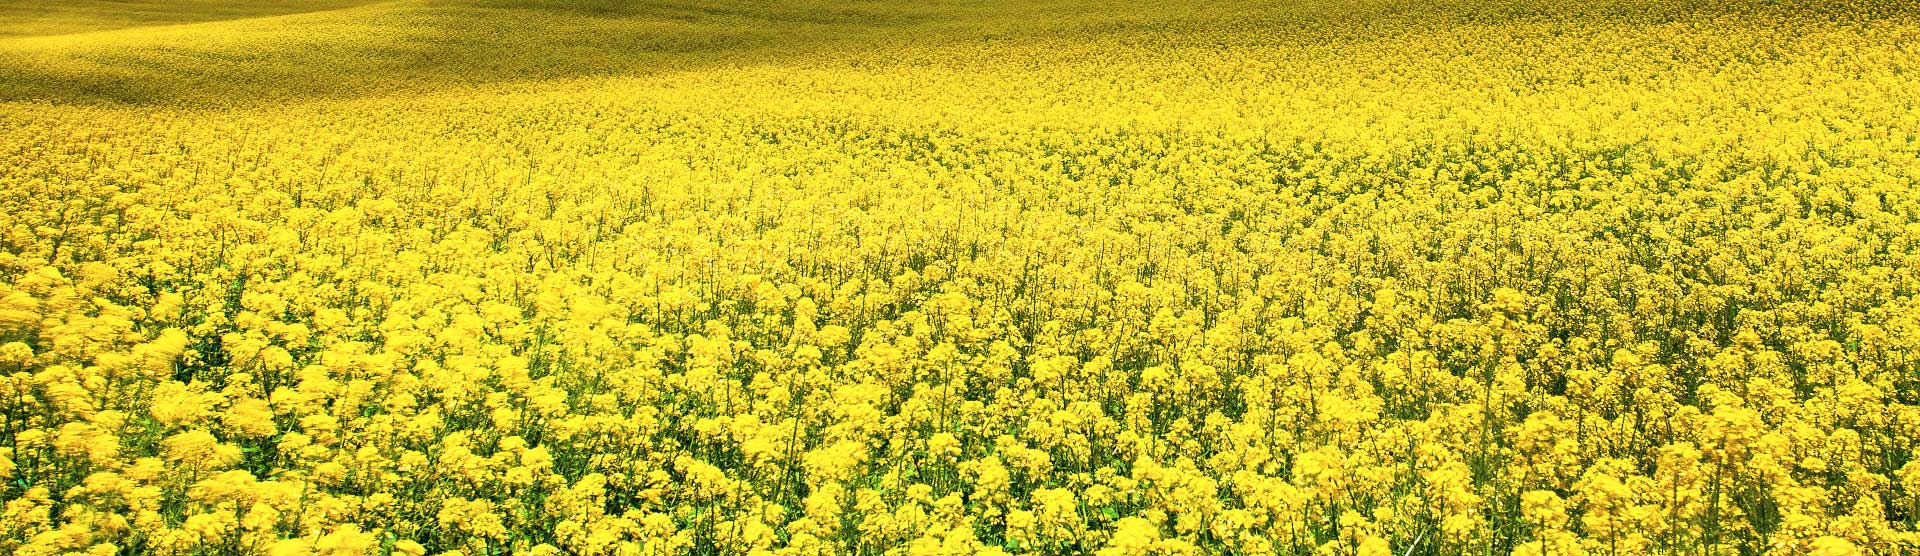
{"left": 3, "top": 0, "right": 1920, "bottom": 555}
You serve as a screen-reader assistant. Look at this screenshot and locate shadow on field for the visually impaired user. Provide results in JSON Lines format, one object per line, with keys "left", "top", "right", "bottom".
{"left": 0, "top": 0, "right": 958, "bottom": 106}
{"left": 0, "top": 0, "right": 378, "bottom": 38}
{"left": 0, "top": 0, "right": 1908, "bottom": 108}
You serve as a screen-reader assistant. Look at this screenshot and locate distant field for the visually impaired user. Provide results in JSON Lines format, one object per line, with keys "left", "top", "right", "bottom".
{"left": 0, "top": 1, "right": 378, "bottom": 37}
{"left": 3, "top": 1, "right": 1920, "bottom": 556}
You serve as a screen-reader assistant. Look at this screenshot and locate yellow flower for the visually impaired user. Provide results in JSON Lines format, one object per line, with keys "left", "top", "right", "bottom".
{"left": 1097, "top": 517, "right": 1159, "bottom": 556}
{"left": 928, "top": 432, "right": 961, "bottom": 460}
{"left": 315, "top": 525, "right": 376, "bottom": 556}
{"left": 162, "top": 429, "right": 240, "bottom": 469}
{"left": 392, "top": 540, "right": 427, "bottom": 556}
{"left": 1807, "top": 536, "right": 1861, "bottom": 556}
{"left": 221, "top": 397, "right": 277, "bottom": 439}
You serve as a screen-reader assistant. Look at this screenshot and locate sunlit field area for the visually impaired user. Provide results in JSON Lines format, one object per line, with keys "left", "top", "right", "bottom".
{"left": 3, "top": 0, "right": 1919, "bottom": 554}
